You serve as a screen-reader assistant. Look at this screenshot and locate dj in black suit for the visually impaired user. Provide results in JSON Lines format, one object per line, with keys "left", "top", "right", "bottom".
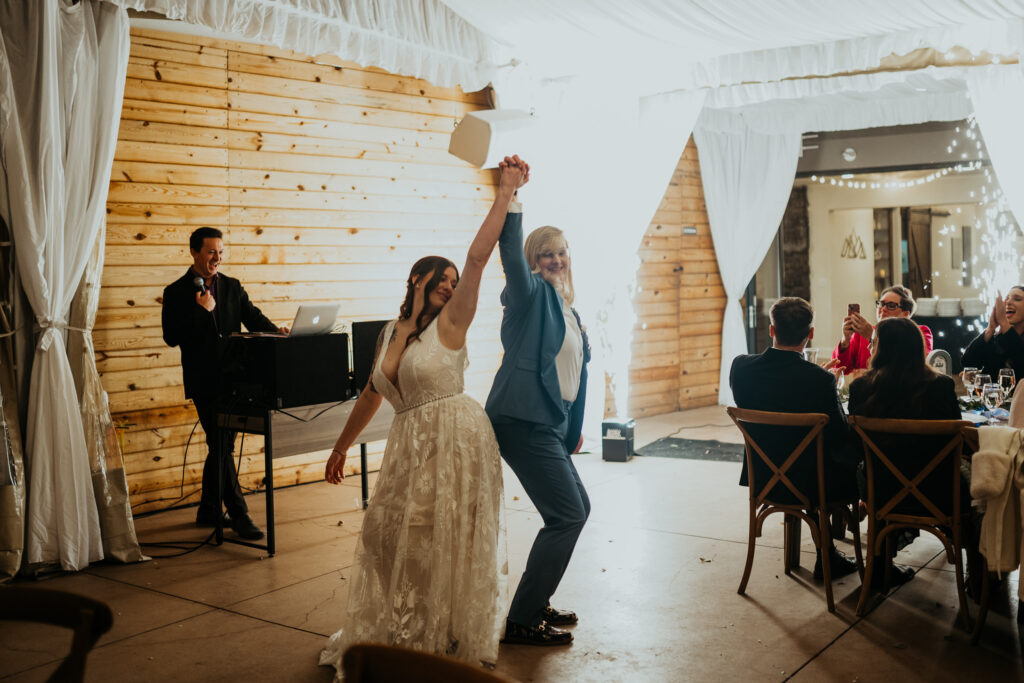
{"left": 161, "top": 227, "right": 287, "bottom": 540}
{"left": 729, "top": 296, "right": 859, "bottom": 579}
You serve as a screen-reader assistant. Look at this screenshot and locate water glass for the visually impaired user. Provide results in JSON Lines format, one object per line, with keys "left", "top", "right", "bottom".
{"left": 999, "top": 368, "right": 1015, "bottom": 400}
{"left": 962, "top": 367, "right": 979, "bottom": 397}
{"left": 803, "top": 347, "right": 819, "bottom": 364}
{"left": 982, "top": 383, "right": 1002, "bottom": 411}
{"left": 975, "top": 374, "right": 992, "bottom": 399}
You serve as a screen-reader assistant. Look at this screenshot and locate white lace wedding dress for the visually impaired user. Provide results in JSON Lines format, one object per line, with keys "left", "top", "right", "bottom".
{"left": 319, "top": 317, "right": 507, "bottom": 677}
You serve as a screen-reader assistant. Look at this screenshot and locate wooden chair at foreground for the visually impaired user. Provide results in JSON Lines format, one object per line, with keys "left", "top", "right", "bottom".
{"left": 343, "top": 643, "right": 520, "bottom": 682}
{"left": 0, "top": 586, "right": 113, "bottom": 682}
{"left": 727, "top": 407, "right": 863, "bottom": 613}
{"left": 848, "top": 417, "right": 973, "bottom": 628}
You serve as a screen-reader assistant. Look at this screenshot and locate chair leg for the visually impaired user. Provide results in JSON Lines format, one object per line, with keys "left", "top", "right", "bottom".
{"left": 784, "top": 514, "right": 801, "bottom": 575}
{"left": 738, "top": 505, "right": 758, "bottom": 596}
{"left": 818, "top": 508, "right": 835, "bottom": 613}
{"left": 970, "top": 564, "right": 992, "bottom": 646}
{"left": 952, "top": 532, "right": 971, "bottom": 631}
{"left": 843, "top": 504, "right": 864, "bottom": 578}
{"left": 856, "top": 524, "right": 876, "bottom": 617}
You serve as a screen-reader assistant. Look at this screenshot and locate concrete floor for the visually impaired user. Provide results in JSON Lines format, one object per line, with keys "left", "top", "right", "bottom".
{"left": 2, "top": 405, "right": 1022, "bottom": 682}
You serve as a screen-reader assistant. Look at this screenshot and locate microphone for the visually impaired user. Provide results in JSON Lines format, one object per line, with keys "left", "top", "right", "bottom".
{"left": 193, "top": 276, "right": 207, "bottom": 295}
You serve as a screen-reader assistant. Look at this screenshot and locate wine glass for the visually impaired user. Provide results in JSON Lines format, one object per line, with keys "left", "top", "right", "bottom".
{"left": 982, "top": 383, "right": 1002, "bottom": 411}
{"left": 833, "top": 369, "right": 846, "bottom": 392}
{"left": 962, "top": 367, "right": 979, "bottom": 397}
{"left": 998, "top": 368, "right": 1015, "bottom": 401}
{"left": 975, "top": 374, "right": 992, "bottom": 399}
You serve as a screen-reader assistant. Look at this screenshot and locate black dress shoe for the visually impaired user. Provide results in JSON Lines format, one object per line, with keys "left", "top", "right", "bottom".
{"left": 230, "top": 513, "right": 265, "bottom": 541}
{"left": 541, "top": 605, "right": 578, "bottom": 626}
{"left": 196, "top": 511, "right": 230, "bottom": 528}
{"left": 500, "top": 620, "right": 573, "bottom": 646}
{"left": 869, "top": 563, "right": 913, "bottom": 590}
{"left": 813, "top": 549, "right": 858, "bottom": 581}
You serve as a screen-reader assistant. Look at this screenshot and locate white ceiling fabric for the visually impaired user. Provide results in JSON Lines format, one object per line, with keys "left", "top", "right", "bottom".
{"left": 440, "top": 0, "right": 1024, "bottom": 94}
{"left": 110, "top": 0, "right": 498, "bottom": 90}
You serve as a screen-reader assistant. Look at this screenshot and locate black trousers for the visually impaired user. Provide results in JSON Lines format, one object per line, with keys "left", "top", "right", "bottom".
{"left": 192, "top": 394, "right": 247, "bottom": 517}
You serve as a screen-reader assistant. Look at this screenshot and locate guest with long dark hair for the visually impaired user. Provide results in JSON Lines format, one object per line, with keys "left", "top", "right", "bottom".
{"left": 847, "top": 316, "right": 962, "bottom": 588}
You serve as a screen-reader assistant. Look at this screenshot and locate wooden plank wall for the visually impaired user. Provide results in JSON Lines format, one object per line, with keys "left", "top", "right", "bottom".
{"left": 99, "top": 28, "right": 499, "bottom": 513}
{"left": 627, "top": 139, "right": 723, "bottom": 417}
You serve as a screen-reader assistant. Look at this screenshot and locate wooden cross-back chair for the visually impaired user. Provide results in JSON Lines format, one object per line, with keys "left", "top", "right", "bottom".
{"left": 727, "top": 407, "right": 863, "bottom": 613}
{"left": 848, "top": 416, "right": 973, "bottom": 627}
{"left": 0, "top": 586, "right": 113, "bottom": 682}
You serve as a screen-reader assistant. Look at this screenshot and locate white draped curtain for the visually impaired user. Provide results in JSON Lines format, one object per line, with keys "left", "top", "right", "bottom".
{"left": 492, "top": 70, "right": 705, "bottom": 433}
{"left": 0, "top": 0, "right": 131, "bottom": 571}
{"left": 967, "top": 64, "right": 1024, "bottom": 235}
{"left": 693, "top": 114, "right": 801, "bottom": 405}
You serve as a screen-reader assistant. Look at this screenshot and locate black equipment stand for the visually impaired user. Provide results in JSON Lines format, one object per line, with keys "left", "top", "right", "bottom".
{"left": 216, "top": 400, "right": 393, "bottom": 556}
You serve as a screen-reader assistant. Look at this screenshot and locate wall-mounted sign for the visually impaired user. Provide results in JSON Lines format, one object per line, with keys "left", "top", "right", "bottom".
{"left": 840, "top": 231, "right": 867, "bottom": 259}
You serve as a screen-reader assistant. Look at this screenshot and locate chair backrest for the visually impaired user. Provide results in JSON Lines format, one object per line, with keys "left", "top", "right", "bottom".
{"left": 342, "top": 643, "right": 517, "bottom": 683}
{"left": 727, "top": 407, "right": 829, "bottom": 509}
{"left": 0, "top": 586, "right": 113, "bottom": 683}
{"left": 848, "top": 416, "right": 970, "bottom": 524}
{"left": 925, "top": 349, "right": 953, "bottom": 376}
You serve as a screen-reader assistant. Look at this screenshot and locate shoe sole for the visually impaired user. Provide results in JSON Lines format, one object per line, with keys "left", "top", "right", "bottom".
{"left": 499, "top": 636, "right": 573, "bottom": 646}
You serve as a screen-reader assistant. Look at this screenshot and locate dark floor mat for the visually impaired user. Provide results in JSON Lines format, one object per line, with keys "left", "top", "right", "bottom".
{"left": 635, "top": 437, "right": 745, "bottom": 462}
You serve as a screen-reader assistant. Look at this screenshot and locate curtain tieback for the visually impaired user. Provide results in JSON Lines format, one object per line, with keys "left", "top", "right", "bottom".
{"left": 36, "top": 319, "right": 89, "bottom": 351}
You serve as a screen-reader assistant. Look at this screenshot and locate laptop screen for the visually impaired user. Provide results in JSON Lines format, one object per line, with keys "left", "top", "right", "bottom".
{"left": 290, "top": 304, "right": 340, "bottom": 336}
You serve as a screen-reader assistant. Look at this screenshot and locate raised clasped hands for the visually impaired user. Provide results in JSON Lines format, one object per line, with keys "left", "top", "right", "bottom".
{"left": 498, "top": 154, "right": 530, "bottom": 195}
{"left": 325, "top": 448, "right": 346, "bottom": 484}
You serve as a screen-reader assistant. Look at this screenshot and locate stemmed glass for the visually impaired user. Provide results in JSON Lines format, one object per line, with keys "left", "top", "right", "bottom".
{"left": 976, "top": 374, "right": 992, "bottom": 399}
{"left": 998, "top": 368, "right": 1015, "bottom": 401}
{"left": 962, "top": 367, "right": 979, "bottom": 398}
{"left": 982, "top": 383, "right": 1003, "bottom": 411}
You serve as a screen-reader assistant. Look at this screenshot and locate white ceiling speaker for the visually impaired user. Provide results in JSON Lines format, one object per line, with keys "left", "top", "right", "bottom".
{"left": 448, "top": 109, "right": 535, "bottom": 169}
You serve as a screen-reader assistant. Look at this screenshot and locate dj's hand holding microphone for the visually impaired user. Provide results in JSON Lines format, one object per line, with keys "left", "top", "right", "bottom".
{"left": 193, "top": 276, "right": 216, "bottom": 312}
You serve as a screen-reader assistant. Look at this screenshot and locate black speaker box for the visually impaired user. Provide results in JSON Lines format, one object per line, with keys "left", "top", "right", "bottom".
{"left": 221, "top": 334, "right": 350, "bottom": 410}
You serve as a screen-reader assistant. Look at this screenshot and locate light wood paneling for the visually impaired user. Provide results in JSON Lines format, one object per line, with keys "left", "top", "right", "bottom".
{"left": 105, "top": 28, "right": 498, "bottom": 512}
{"left": 621, "top": 139, "right": 723, "bottom": 418}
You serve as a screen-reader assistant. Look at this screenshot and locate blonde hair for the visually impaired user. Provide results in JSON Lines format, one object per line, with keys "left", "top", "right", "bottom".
{"left": 524, "top": 226, "right": 574, "bottom": 305}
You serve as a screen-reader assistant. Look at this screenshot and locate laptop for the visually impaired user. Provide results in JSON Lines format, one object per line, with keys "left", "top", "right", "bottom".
{"left": 288, "top": 303, "right": 341, "bottom": 336}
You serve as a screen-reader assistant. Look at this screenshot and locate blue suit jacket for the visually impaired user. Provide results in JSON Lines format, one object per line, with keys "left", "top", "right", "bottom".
{"left": 485, "top": 210, "right": 590, "bottom": 452}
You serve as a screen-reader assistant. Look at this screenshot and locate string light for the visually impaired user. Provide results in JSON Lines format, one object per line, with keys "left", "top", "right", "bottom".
{"left": 809, "top": 160, "right": 981, "bottom": 190}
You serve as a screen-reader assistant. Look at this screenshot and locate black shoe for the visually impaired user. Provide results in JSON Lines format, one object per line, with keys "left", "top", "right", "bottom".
{"left": 541, "top": 605, "right": 578, "bottom": 626}
{"left": 813, "top": 549, "right": 858, "bottom": 581}
{"left": 869, "top": 563, "right": 914, "bottom": 590}
{"left": 500, "top": 620, "right": 573, "bottom": 646}
{"left": 230, "top": 513, "right": 265, "bottom": 541}
{"left": 196, "top": 511, "right": 230, "bottom": 528}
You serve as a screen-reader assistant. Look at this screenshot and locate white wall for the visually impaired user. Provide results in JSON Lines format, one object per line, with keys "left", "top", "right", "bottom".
{"left": 806, "top": 173, "right": 984, "bottom": 350}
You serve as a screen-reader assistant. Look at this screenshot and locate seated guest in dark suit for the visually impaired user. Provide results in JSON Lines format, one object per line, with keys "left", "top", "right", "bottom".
{"left": 848, "top": 316, "right": 964, "bottom": 587}
{"left": 730, "top": 296, "right": 859, "bottom": 579}
{"left": 161, "top": 226, "right": 288, "bottom": 540}
{"left": 962, "top": 286, "right": 1024, "bottom": 386}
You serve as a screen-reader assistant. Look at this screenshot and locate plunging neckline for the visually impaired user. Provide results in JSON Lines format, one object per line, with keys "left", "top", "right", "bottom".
{"left": 380, "top": 317, "right": 429, "bottom": 400}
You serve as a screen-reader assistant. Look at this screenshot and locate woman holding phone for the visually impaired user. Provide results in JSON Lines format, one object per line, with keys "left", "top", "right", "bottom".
{"left": 832, "top": 285, "right": 933, "bottom": 373}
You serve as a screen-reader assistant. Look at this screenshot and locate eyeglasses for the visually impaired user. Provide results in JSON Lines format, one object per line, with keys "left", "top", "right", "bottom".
{"left": 876, "top": 300, "right": 906, "bottom": 311}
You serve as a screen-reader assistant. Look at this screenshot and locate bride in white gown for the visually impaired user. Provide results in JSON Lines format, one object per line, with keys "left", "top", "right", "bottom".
{"left": 319, "top": 157, "right": 529, "bottom": 676}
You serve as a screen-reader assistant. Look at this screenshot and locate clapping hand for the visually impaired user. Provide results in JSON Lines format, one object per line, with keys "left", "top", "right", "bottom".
{"left": 993, "top": 291, "right": 1010, "bottom": 334}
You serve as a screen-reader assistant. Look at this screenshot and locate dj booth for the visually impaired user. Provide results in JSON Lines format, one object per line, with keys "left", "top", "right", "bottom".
{"left": 215, "top": 321, "right": 390, "bottom": 556}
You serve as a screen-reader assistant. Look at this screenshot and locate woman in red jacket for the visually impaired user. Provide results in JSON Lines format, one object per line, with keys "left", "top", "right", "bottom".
{"left": 832, "top": 285, "right": 933, "bottom": 374}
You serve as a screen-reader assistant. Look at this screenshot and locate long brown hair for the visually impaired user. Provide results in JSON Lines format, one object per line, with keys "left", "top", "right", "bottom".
{"left": 853, "top": 317, "right": 936, "bottom": 415}
{"left": 399, "top": 256, "right": 458, "bottom": 348}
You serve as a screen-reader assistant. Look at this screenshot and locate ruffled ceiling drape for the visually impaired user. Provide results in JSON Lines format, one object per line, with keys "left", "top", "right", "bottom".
{"left": 111, "top": 0, "right": 498, "bottom": 91}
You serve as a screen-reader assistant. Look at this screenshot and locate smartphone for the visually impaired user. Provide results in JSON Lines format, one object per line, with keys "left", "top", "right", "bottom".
{"left": 848, "top": 303, "right": 860, "bottom": 315}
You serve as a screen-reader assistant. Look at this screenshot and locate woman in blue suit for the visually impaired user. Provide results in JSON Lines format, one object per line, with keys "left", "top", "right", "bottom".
{"left": 486, "top": 198, "right": 590, "bottom": 646}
